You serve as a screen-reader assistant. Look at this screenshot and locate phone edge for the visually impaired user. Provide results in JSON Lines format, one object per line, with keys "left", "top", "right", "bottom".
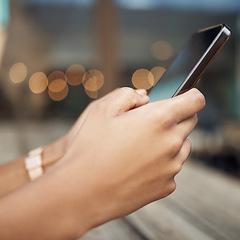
{"left": 173, "top": 24, "right": 231, "bottom": 97}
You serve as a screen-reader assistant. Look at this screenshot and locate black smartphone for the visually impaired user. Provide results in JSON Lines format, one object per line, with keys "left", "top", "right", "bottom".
{"left": 149, "top": 24, "right": 231, "bottom": 102}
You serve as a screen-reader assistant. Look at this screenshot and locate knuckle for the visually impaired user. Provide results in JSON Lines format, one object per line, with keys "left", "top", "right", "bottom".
{"left": 193, "top": 114, "right": 198, "bottom": 124}
{"left": 90, "top": 99, "right": 106, "bottom": 113}
{"left": 168, "top": 180, "right": 177, "bottom": 195}
{"left": 122, "top": 87, "right": 138, "bottom": 106}
{"left": 173, "top": 162, "right": 183, "bottom": 175}
{"left": 116, "top": 87, "right": 138, "bottom": 105}
{"left": 112, "top": 87, "right": 123, "bottom": 95}
{"left": 155, "top": 110, "right": 173, "bottom": 129}
{"left": 181, "top": 139, "right": 192, "bottom": 160}
{"left": 160, "top": 180, "right": 176, "bottom": 199}
{"left": 120, "top": 87, "right": 136, "bottom": 96}
{"left": 185, "top": 138, "right": 192, "bottom": 152}
{"left": 170, "top": 136, "right": 183, "bottom": 153}
{"left": 161, "top": 114, "right": 172, "bottom": 128}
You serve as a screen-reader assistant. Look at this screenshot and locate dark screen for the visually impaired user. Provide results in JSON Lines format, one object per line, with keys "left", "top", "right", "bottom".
{"left": 149, "top": 25, "right": 223, "bottom": 102}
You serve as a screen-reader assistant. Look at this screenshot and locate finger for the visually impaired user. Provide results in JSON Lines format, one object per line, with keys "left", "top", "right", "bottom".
{"left": 102, "top": 87, "right": 149, "bottom": 116}
{"left": 174, "top": 138, "right": 192, "bottom": 167}
{"left": 136, "top": 89, "right": 148, "bottom": 96}
{"left": 69, "top": 88, "right": 149, "bottom": 139}
{"left": 171, "top": 88, "right": 205, "bottom": 123}
{"left": 177, "top": 114, "right": 198, "bottom": 140}
{"left": 150, "top": 88, "right": 205, "bottom": 124}
{"left": 68, "top": 87, "right": 148, "bottom": 138}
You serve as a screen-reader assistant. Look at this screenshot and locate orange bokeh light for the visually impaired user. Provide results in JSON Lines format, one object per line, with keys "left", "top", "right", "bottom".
{"left": 48, "top": 79, "right": 67, "bottom": 93}
{"left": 65, "top": 64, "right": 85, "bottom": 86}
{"left": 132, "top": 69, "right": 154, "bottom": 90}
{"left": 47, "top": 71, "right": 68, "bottom": 101}
{"left": 151, "top": 41, "right": 174, "bottom": 61}
{"left": 48, "top": 84, "right": 69, "bottom": 101}
{"left": 29, "top": 72, "right": 48, "bottom": 94}
{"left": 48, "top": 71, "right": 66, "bottom": 83}
{"left": 150, "top": 66, "right": 166, "bottom": 86}
{"left": 9, "top": 62, "right": 28, "bottom": 83}
{"left": 82, "top": 69, "right": 104, "bottom": 92}
{"left": 85, "top": 89, "right": 98, "bottom": 99}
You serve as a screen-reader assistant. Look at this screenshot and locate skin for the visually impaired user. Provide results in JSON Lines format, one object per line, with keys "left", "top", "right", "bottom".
{"left": 0, "top": 90, "right": 95, "bottom": 197}
{"left": 0, "top": 87, "right": 205, "bottom": 240}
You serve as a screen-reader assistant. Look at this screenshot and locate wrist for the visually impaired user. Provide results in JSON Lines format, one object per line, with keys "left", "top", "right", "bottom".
{"left": 42, "top": 136, "right": 67, "bottom": 171}
{"left": 54, "top": 156, "right": 122, "bottom": 235}
{"left": 24, "top": 136, "right": 67, "bottom": 182}
{"left": 0, "top": 156, "right": 29, "bottom": 197}
{"left": 47, "top": 162, "right": 96, "bottom": 238}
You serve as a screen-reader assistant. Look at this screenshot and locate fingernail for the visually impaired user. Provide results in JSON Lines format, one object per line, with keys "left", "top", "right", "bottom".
{"left": 136, "top": 89, "right": 147, "bottom": 95}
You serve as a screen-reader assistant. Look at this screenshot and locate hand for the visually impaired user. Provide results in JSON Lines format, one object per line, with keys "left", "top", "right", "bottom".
{"left": 53, "top": 87, "right": 205, "bottom": 233}
{"left": 65, "top": 89, "right": 149, "bottom": 148}
{"left": 43, "top": 89, "right": 148, "bottom": 169}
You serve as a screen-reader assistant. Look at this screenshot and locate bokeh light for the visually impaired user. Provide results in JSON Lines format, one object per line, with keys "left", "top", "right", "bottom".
{"left": 29, "top": 72, "right": 48, "bottom": 94}
{"left": 151, "top": 41, "right": 174, "bottom": 61}
{"left": 48, "top": 84, "right": 69, "bottom": 101}
{"left": 9, "top": 62, "right": 28, "bottom": 83}
{"left": 85, "top": 89, "right": 98, "bottom": 99}
{"left": 132, "top": 68, "right": 154, "bottom": 90}
{"left": 48, "top": 79, "right": 67, "bottom": 93}
{"left": 65, "top": 64, "right": 86, "bottom": 86}
{"left": 82, "top": 69, "right": 104, "bottom": 92}
{"left": 48, "top": 71, "right": 66, "bottom": 84}
{"left": 47, "top": 71, "right": 68, "bottom": 101}
{"left": 150, "top": 66, "right": 166, "bottom": 86}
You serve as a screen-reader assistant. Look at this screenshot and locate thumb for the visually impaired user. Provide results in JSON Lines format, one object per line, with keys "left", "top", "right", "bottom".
{"left": 103, "top": 87, "right": 149, "bottom": 116}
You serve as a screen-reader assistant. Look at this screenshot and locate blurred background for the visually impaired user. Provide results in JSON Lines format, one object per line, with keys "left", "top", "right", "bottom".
{"left": 0, "top": 0, "right": 240, "bottom": 239}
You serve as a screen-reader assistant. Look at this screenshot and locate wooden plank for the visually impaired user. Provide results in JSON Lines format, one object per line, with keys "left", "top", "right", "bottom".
{"left": 80, "top": 218, "right": 143, "bottom": 240}
{"left": 126, "top": 203, "right": 214, "bottom": 240}
{"left": 124, "top": 160, "right": 240, "bottom": 240}
{"left": 158, "top": 199, "right": 231, "bottom": 240}
{"left": 169, "top": 160, "right": 240, "bottom": 240}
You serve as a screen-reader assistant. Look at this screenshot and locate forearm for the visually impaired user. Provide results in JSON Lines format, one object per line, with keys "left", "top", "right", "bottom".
{"left": 0, "top": 155, "right": 28, "bottom": 197}
{"left": 0, "top": 162, "right": 99, "bottom": 240}
{"left": 0, "top": 137, "right": 66, "bottom": 197}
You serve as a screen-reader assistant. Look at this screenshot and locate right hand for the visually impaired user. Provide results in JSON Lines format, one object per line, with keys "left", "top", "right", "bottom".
{"left": 53, "top": 87, "right": 205, "bottom": 234}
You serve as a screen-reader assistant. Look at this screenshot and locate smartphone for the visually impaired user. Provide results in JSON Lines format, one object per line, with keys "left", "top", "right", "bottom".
{"left": 149, "top": 24, "right": 231, "bottom": 102}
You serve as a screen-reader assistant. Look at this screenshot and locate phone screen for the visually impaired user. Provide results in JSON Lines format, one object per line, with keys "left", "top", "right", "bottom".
{"left": 149, "top": 24, "right": 231, "bottom": 102}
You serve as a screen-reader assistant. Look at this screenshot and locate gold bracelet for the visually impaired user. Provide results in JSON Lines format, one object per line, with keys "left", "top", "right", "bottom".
{"left": 25, "top": 147, "right": 43, "bottom": 181}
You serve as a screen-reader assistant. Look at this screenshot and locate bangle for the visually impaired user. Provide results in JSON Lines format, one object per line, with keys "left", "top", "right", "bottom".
{"left": 25, "top": 147, "right": 43, "bottom": 181}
